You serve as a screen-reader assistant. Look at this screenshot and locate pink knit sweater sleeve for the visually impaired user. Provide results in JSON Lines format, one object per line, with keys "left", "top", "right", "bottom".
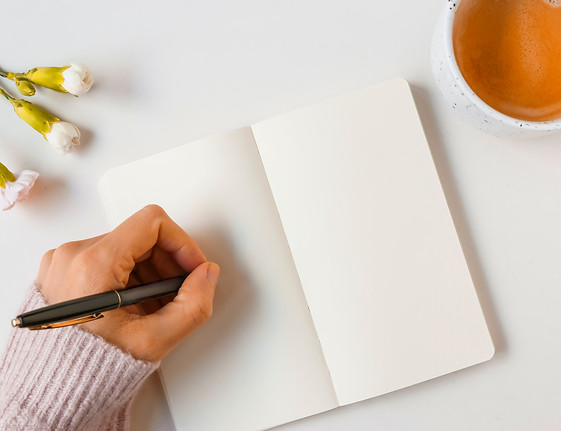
{"left": 0, "top": 285, "right": 159, "bottom": 431}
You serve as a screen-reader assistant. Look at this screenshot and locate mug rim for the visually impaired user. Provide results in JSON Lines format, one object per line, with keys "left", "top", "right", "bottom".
{"left": 443, "top": 0, "right": 561, "bottom": 131}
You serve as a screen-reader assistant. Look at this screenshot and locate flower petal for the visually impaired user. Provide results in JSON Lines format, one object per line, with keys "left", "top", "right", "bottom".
{"left": 45, "top": 121, "right": 81, "bottom": 154}
{"left": 1, "top": 170, "right": 39, "bottom": 211}
{"left": 61, "top": 63, "right": 94, "bottom": 96}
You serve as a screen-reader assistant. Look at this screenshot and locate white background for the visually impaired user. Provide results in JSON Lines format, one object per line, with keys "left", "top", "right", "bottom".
{"left": 1, "top": 1, "right": 560, "bottom": 430}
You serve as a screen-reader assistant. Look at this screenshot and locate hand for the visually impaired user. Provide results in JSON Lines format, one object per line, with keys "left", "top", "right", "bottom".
{"left": 36, "top": 205, "right": 220, "bottom": 363}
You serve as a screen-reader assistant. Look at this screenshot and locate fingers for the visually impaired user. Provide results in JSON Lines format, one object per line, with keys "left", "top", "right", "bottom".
{"left": 129, "top": 258, "right": 170, "bottom": 315}
{"left": 127, "top": 246, "right": 186, "bottom": 314}
{"left": 96, "top": 205, "right": 207, "bottom": 278}
{"left": 37, "top": 234, "right": 108, "bottom": 301}
{"left": 131, "top": 260, "right": 161, "bottom": 285}
{"left": 146, "top": 246, "right": 185, "bottom": 280}
{"left": 140, "top": 262, "right": 220, "bottom": 359}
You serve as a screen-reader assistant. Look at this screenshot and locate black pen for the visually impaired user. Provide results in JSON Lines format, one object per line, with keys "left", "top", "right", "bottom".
{"left": 11, "top": 275, "right": 186, "bottom": 330}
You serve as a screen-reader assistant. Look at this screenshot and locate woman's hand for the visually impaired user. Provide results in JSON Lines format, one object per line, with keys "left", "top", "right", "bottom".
{"left": 36, "top": 205, "right": 220, "bottom": 363}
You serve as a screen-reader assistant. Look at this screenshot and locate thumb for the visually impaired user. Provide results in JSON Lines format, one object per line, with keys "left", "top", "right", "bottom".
{"left": 145, "top": 261, "right": 220, "bottom": 350}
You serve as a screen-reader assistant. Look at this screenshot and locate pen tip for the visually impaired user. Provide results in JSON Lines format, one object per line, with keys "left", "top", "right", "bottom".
{"left": 11, "top": 318, "right": 21, "bottom": 328}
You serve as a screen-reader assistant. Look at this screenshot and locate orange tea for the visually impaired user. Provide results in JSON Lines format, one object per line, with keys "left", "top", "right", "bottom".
{"left": 453, "top": 0, "right": 561, "bottom": 122}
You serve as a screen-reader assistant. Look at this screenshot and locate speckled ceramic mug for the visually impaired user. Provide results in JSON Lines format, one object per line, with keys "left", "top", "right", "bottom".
{"left": 431, "top": 0, "right": 561, "bottom": 138}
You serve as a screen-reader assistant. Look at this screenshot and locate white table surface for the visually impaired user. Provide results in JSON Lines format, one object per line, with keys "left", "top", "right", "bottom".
{"left": 1, "top": 1, "right": 560, "bottom": 430}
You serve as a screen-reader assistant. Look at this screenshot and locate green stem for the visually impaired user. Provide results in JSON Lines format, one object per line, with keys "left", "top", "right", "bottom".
{"left": 0, "top": 87, "right": 14, "bottom": 101}
{"left": 0, "top": 70, "right": 8, "bottom": 78}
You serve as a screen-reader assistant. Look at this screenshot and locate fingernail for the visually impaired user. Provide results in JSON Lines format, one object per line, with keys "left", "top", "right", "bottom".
{"left": 206, "top": 262, "right": 220, "bottom": 286}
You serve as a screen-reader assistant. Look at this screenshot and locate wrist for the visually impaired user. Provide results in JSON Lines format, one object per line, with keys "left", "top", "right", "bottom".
{"left": 0, "top": 286, "right": 159, "bottom": 430}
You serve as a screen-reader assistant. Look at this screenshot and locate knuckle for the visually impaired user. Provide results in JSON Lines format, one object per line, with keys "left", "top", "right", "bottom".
{"left": 142, "top": 204, "right": 166, "bottom": 219}
{"left": 37, "top": 249, "right": 56, "bottom": 285}
{"left": 51, "top": 241, "right": 80, "bottom": 264}
{"left": 40, "top": 249, "right": 55, "bottom": 267}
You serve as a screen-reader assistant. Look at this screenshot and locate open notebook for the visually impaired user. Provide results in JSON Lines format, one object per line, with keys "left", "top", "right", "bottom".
{"left": 99, "top": 78, "right": 494, "bottom": 431}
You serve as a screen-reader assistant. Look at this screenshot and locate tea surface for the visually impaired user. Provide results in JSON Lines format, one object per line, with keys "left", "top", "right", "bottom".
{"left": 453, "top": 0, "right": 561, "bottom": 122}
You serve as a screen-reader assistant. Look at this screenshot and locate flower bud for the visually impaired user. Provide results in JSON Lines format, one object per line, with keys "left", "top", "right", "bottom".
{"left": 0, "top": 163, "right": 39, "bottom": 210}
{"left": 9, "top": 98, "right": 81, "bottom": 153}
{"left": 14, "top": 78, "right": 36, "bottom": 96}
{"left": 61, "top": 63, "right": 93, "bottom": 96}
{"left": 45, "top": 121, "right": 81, "bottom": 154}
{"left": 25, "top": 63, "right": 93, "bottom": 96}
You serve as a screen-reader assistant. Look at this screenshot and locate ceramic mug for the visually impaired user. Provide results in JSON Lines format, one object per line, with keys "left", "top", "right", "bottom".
{"left": 431, "top": 0, "right": 561, "bottom": 138}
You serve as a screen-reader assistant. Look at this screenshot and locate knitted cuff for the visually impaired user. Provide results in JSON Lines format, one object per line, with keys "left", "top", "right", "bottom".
{"left": 0, "top": 286, "right": 159, "bottom": 431}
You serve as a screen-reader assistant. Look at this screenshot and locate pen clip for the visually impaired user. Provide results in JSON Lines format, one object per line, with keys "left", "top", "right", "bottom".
{"left": 28, "top": 313, "right": 105, "bottom": 330}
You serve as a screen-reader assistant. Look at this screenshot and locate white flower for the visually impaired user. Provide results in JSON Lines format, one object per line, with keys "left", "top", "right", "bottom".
{"left": 61, "top": 63, "right": 94, "bottom": 96}
{"left": 45, "top": 121, "right": 81, "bottom": 154}
{"left": 6, "top": 97, "right": 81, "bottom": 154}
{"left": 7, "top": 97, "right": 80, "bottom": 154}
{"left": 1, "top": 170, "right": 39, "bottom": 211}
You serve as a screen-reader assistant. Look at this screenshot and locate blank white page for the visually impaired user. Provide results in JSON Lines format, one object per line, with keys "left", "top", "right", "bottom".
{"left": 99, "top": 128, "right": 338, "bottom": 431}
{"left": 251, "top": 78, "right": 494, "bottom": 406}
